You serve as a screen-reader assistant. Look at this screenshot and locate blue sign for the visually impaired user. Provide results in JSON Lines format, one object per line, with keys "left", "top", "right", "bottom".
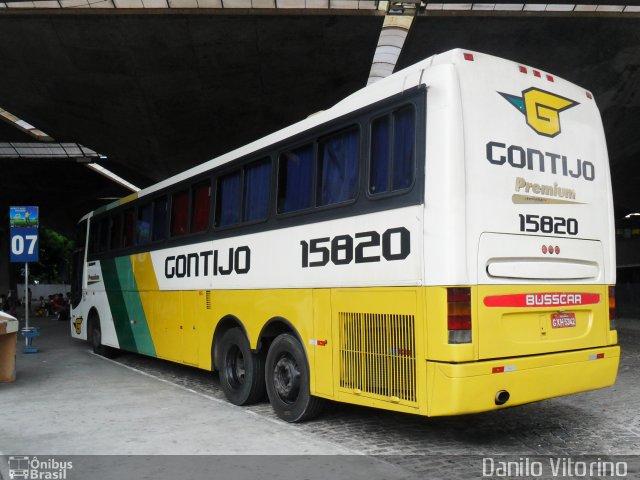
{"left": 9, "top": 206, "right": 39, "bottom": 263}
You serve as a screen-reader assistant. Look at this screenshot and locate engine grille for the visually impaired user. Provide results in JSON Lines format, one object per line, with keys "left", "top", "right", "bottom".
{"left": 339, "top": 312, "right": 417, "bottom": 404}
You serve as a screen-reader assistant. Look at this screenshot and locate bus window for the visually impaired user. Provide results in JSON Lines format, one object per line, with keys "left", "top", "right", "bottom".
{"left": 392, "top": 106, "right": 415, "bottom": 190}
{"left": 137, "top": 203, "right": 152, "bottom": 244}
{"left": 152, "top": 197, "right": 168, "bottom": 241}
{"left": 370, "top": 116, "right": 390, "bottom": 194}
{"left": 278, "top": 144, "right": 313, "bottom": 214}
{"left": 216, "top": 171, "right": 241, "bottom": 227}
{"left": 317, "top": 127, "right": 359, "bottom": 206}
{"left": 110, "top": 214, "right": 122, "bottom": 250}
{"left": 88, "top": 220, "right": 98, "bottom": 254}
{"left": 243, "top": 159, "right": 270, "bottom": 222}
{"left": 191, "top": 181, "right": 211, "bottom": 233}
{"left": 171, "top": 190, "right": 189, "bottom": 236}
{"left": 123, "top": 208, "right": 135, "bottom": 248}
{"left": 98, "top": 217, "right": 110, "bottom": 252}
{"left": 369, "top": 106, "right": 415, "bottom": 195}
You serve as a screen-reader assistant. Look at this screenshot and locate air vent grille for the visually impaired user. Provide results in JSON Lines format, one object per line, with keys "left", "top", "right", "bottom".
{"left": 339, "top": 312, "right": 416, "bottom": 404}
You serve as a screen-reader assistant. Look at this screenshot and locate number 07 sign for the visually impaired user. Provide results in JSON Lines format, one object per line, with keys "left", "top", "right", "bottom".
{"left": 9, "top": 206, "right": 39, "bottom": 263}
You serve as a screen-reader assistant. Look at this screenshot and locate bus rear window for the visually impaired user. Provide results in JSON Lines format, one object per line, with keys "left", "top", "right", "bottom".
{"left": 171, "top": 190, "right": 189, "bottom": 236}
{"left": 369, "top": 106, "right": 415, "bottom": 195}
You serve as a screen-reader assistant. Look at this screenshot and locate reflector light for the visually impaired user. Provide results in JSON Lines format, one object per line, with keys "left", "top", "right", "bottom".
{"left": 533, "top": 70, "right": 541, "bottom": 78}
{"left": 554, "top": 246, "right": 560, "bottom": 254}
{"left": 463, "top": 53, "right": 474, "bottom": 61}
{"left": 492, "top": 366, "right": 504, "bottom": 374}
{"left": 519, "top": 65, "right": 527, "bottom": 73}
{"left": 597, "top": 353, "right": 605, "bottom": 359}
{"left": 541, "top": 245, "right": 548, "bottom": 254}
{"left": 546, "top": 74, "right": 554, "bottom": 82}
{"left": 589, "top": 353, "right": 605, "bottom": 360}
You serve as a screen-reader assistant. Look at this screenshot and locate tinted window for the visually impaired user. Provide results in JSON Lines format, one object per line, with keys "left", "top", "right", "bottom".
{"left": 123, "top": 208, "right": 135, "bottom": 248}
{"left": 243, "top": 159, "right": 270, "bottom": 222}
{"left": 216, "top": 171, "right": 241, "bottom": 227}
{"left": 88, "top": 220, "right": 98, "bottom": 254}
{"left": 152, "top": 197, "right": 168, "bottom": 241}
{"left": 392, "top": 107, "right": 415, "bottom": 190}
{"left": 110, "top": 215, "right": 123, "bottom": 250}
{"left": 278, "top": 144, "right": 313, "bottom": 214}
{"left": 137, "top": 203, "right": 152, "bottom": 245}
{"left": 369, "top": 106, "right": 415, "bottom": 195}
{"left": 98, "top": 217, "right": 110, "bottom": 252}
{"left": 171, "top": 190, "right": 189, "bottom": 236}
{"left": 191, "top": 181, "right": 211, "bottom": 233}
{"left": 370, "top": 116, "right": 390, "bottom": 194}
{"left": 317, "top": 127, "right": 359, "bottom": 206}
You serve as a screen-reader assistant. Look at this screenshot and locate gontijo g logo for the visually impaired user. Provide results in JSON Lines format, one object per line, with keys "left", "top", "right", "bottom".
{"left": 499, "top": 88, "right": 578, "bottom": 138}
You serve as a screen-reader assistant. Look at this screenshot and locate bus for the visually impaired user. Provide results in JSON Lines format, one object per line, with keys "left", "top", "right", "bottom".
{"left": 70, "top": 49, "right": 619, "bottom": 422}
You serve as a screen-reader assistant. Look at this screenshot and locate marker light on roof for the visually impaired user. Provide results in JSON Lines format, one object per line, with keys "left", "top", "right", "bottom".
{"left": 519, "top": 65, "right": 527, "bottom": 73}
{"left": 546, "top": 74, "right": 554, "bottom": 82}
{"left": 586, "top": 91, "right": 593, "bottom": 99}
{"left": 533, "top": 70, "right": 541, "bottom": 77}
{"left": 463, "top": 53, "right": 474, "bottom": 61}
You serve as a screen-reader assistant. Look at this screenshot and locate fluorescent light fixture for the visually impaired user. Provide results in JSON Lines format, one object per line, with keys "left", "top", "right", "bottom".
{"left": 0, "top": 107, "right": 53, "bottom": 141}
{"left": 625, "top": 213, "right": 640, "bottom": 219}
{"left": 86, "top": 163, "right": 140, "bottom": 192}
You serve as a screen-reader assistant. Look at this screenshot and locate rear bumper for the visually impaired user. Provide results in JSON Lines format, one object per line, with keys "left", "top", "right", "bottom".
{"left": 427, "top": 345, "right": 620, "bottom": 416}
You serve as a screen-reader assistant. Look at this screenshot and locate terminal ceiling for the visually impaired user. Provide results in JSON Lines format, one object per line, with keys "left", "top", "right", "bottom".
{"left": 0, "top": 4, "right": 639, "bottom": 234}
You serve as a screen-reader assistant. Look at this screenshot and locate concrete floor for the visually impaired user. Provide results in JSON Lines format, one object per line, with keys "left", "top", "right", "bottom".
{"left": 0, "top": 314, "right": 422, "bottom": 480}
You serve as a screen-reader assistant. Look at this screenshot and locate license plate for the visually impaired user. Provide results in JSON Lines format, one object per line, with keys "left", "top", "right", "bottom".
{"left": 551, "top": 312, "right": 576, "bottom": 328}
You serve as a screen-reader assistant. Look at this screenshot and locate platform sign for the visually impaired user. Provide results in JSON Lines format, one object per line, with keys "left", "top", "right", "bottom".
{"left": 9, "top": 206, "right": 39, "bottom": 263}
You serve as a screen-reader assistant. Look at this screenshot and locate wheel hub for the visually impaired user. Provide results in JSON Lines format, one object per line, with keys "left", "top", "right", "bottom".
{"left": 273, "top": 354, "right": 300, "bottom": 403}
{"left": 225, "top": 345, "right": 245, "bottom": 387}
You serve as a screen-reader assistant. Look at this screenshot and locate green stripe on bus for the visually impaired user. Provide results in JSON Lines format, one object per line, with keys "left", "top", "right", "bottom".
{"left": 101, "top": 257, "right": 137, "bottom": 352}
{"left": 114, "top": 256, "right": 156, "bottom": 357}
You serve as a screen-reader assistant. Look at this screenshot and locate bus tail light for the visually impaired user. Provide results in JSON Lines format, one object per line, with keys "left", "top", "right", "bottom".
{"left": 448, "top": 287, "right": 472, "bottom": 344}
{"left": 608, "top": 286, "right": 616, "bottom": 330}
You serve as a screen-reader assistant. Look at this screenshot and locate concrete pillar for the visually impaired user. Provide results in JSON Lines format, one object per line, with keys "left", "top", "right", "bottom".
{"left": 367, "top": 13, "right": 415, "bottom": 85}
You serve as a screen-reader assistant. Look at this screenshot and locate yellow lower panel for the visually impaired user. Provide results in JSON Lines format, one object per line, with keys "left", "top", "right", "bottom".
{"left": 427, "top": 346, "right": 620, "bottom": 416}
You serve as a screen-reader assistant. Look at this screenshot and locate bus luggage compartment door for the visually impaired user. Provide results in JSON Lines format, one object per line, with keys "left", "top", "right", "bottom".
{"left": 476, "top": 233, "right": 610, "bottom": 360}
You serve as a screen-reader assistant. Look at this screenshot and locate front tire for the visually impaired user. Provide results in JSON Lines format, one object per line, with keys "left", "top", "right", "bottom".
{"left": 89, "top": 314, "right": 116, "bottom": 358}
{"left": 218, "top": 327, "right": 265, "bottom": 405}
{"left": 265, "top": 333, "right": 324, "bottom": 422}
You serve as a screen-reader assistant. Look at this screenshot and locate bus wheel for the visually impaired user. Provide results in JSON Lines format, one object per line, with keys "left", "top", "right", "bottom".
{"left": 89, "top": 314, "right": 115, "bottom": 358}
{"left": 265, "top": 333, "right": 325, "bottom": 422}
{"left": 218, "top": 327, "right": 265, "bottom": 405}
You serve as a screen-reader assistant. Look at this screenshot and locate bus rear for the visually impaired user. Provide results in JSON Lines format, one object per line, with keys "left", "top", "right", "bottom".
{"left": 426, "top": 50, "right": 619, "bottom": 416}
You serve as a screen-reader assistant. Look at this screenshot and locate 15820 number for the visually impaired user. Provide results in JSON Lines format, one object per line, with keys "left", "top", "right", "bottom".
{"left": 518, "top": 214, "right": 578, "bottom": 235}
{"left": 300, "top": 227, "right": 410, "bottom": 268}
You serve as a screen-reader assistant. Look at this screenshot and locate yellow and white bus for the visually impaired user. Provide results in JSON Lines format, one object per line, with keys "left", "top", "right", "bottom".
{"left": 70, "top": 49, "right": 619, "bottom": 422}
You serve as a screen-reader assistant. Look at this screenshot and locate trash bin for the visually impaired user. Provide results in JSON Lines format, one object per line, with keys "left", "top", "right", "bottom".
{"left": 0, "top": 311, "right": 18, "bottom": 382}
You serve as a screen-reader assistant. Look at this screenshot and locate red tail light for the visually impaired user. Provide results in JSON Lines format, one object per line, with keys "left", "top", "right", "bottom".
{"left": 609, "top": 286, "right": 616, "bottom": 330}
{"left": 448, "top": 287, "right": 472, "bottom": 344}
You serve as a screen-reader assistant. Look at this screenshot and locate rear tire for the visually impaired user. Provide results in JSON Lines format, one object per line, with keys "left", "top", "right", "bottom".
{"left": 89, "top": 314, "right": 116, "bottom": 358}
{"left": 218, "top": 327, "right": 266, "bottom": 405}
{"left": 265, "top": 333, "right": 325, "bottom": 422}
